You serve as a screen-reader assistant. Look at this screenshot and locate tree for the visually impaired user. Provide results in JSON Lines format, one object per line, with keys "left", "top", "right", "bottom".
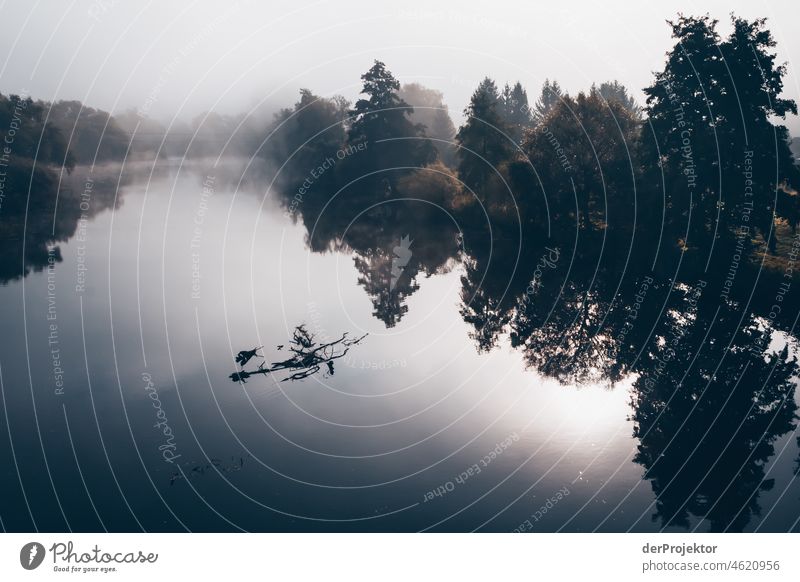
{"left": 398, "top": 83, "right": 457, "bottom": 167}
{"left": 261, "top": 88, "right": 347, "bottom": 207}
{"left": 0, "top": 93, "right": 74, "bottom": 170}
{"left": 114, "top": 110, "right": 171, "bottom": 158}
{"left": 500, "top": 82, "right": 534, "bottom": 144}
{"left": 456, "top": 77, "right": 512, "bottom": 194}
{"left": 532, "top": 79, "right": 563, "bottom": 124}
{"left": 48, "top": 100, "right": 129, "bottom": 163}
{"left": 592, "top": 81, "right": 639, "bottom": 115}
{"left": 631, "top": 301, "right": 797, "bottom": 531}
{"left": 345, "top": 61, "right": 435, "bottom": 188}
{"left": 512, "top": 91, "right": 641, "bottom": 237}
{"left": 642, "top": 15, "right": 799, "bottom": 254}
{"left": 720, "top": 16, "right": 800, "bottom": 249}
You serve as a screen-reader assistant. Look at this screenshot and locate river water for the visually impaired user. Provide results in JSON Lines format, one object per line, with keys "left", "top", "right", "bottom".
{"left": 1, "top": 159, "right": 798, "bottom": 532}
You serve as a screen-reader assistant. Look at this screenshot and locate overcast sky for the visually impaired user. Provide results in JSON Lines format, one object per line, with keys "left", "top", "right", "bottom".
{"left": 1, "top": 0, "right": 798, "bottom": 133}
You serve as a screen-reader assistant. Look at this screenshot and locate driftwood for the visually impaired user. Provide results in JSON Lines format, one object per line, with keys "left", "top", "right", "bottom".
{"left": 230, "top": 325, "right": 368, "bottom": 383}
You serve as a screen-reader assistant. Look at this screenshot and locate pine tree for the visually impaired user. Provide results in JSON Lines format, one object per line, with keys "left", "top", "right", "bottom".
{"left": 592, "top": 81, "right": 639, "bottom": 115}
{"left": 346, "top": 61, "right": 435, "bottom": 187}
{"left": 532, "top": 79, "right": 563, "bottom": 123}
{"left": 456, "top": 77, "right": 512, "bottom": 192}
{"left": 500, "top": 82, "right": 533, "bottom": 144}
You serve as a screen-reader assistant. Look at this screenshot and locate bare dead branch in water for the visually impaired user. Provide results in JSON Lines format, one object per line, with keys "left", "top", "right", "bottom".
{"left": 230, "top": 325, "right": 368, "bottom": 383}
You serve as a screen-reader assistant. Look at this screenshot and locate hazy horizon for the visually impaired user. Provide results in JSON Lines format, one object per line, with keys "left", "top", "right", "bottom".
{"left": 4, "top": 0, "right": 800, "bottom": 541}
{"left": 1, "top": 0, "right": 799, "bottom": 133}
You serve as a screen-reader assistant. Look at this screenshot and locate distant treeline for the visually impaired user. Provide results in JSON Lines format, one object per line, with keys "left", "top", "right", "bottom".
{"left": 0, "top": 92, "right": 278, "bottom": 168}
{"left": 3, "top": 13, "right": 800, "bottom": 287}
{"left": 247, "top": 17, "right": 800, "bottom": 526}
{"left": 259, "top": 14, "right": 800, "bottom": 276}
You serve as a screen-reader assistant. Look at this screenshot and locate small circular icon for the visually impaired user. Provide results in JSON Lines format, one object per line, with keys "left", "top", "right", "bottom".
{"left": 20, "top": 542, "right": 46, "bottom": 570}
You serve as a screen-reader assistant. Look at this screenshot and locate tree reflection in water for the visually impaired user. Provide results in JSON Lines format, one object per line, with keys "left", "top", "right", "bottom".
{"left": 272, "top": 139, "right": 800, "bottom": 530}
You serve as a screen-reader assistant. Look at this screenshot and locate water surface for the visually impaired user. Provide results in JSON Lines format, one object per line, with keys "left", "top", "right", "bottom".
{"left": 1, "top": 159, "right": 798, "bottom": 532}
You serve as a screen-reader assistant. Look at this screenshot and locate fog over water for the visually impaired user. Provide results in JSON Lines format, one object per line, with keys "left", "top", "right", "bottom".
{"left": 2, "top": 1, "right": 800, "bottom": 534}
{"left": 1, "top": 1, "right": 798, "bottom": 132}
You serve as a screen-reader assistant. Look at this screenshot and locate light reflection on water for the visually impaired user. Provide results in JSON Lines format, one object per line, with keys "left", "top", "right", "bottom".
{"left": 0, "top": 160, "right": 798, "bottom": 532}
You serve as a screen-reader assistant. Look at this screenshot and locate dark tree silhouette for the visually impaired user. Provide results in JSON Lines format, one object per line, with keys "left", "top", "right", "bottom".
{"left": 343, "top": 61, "right": 436, "bottom": 190}
{"left": 0, "top": 93, "right": 75, "bottom": 170}
{"left": 513, "top": 90, "right": 640, "bottom": 233}
{"left": 532, "top": 78, "right": 564, "bottom": 124}
{"left": 632, "top": 302, "right": 797, "bottom": 531}
{"left": 47, "top": 100, "right": 129, "bottom": 163}
{"left": 230, "top": 325, "right": 368, "bottom": 383}
{"left": 592, "top": 80, "right": 640, "bottom": 115}
{"left": 261, "top": 88, "right": 348, "bottom": 203}
{"left": 500, "top": 81, "right": 534, "bottom": 144}
{"left": 641, "top": 15, "right": 799, "bottom": 255}
{"left": 456, "top": 77, "right": 513, "bottom": 195}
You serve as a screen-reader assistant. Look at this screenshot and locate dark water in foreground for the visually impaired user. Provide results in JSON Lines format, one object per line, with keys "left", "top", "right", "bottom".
{"left": 1, "top": 159, "right": 799, "bottom": 532}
